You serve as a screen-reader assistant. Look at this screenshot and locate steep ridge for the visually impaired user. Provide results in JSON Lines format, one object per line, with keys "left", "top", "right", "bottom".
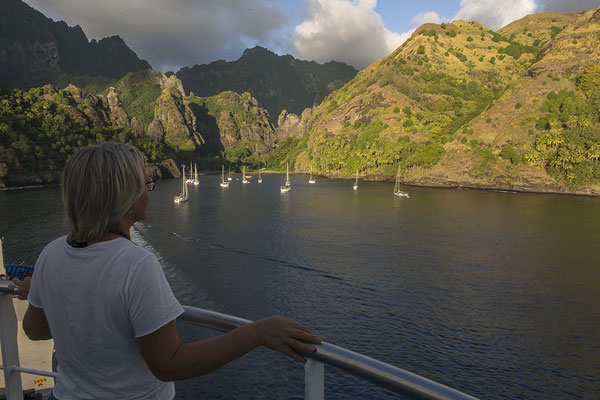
{"left": 176, "top": 46, "right": 357, "bottom": 122}
{"left": 0, "top": 0, "right": 150, "bottom": 89}
{"left": 0, "top": 73, "right": 278, "bottom": 186}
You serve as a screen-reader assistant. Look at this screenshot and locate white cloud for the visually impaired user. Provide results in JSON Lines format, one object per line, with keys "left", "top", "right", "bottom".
{"left": 23, "top": 0, "right": 288, "bottom": 72}
{"left": 454, "top": 0, "right": 536, "bottom": 30}
{"left": 291, "top": 0, "right": 408, "bottom": 70}
{"left": 411, "top": 11, "right": 443, "bottom": 26}
{"left": 537, "top": 0, "right": 600, "bottom": 13}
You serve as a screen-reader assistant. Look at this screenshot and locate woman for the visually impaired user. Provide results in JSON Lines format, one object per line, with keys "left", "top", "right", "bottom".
{"left": 22, "top": 142, "right": 321, "bottom": 399}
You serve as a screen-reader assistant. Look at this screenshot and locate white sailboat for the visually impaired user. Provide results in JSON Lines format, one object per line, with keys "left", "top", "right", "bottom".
{"left": 193, "top": 163, "right": 199, "bottom": 185}
{"left": 280, "top": 163, "right": 291, "bottom": 193}
{"left": 220, "top": 165, "right": 229, "bottom": 187}
{"left": 393, "top": 166, "right": 409, "bottom": 198}
{"left": 308, "top": 165, "right": 316, "bottom": 184}
{"left": 174, "top": 166, "right": 189, "bottom": 203}
{"left": 185, "top": 163, "right": 194, "bottom": 184}
{"left": 227, "top": 166, "right": 232, "bottom": 181}
{"left": 242, "top": 166, "right": 249, "bottom": 184}
{"left": 258, "top": 169, "right": 263, "bottom": 183}
{"left": 353, "top": 171, "right": 358, "bottom": 190}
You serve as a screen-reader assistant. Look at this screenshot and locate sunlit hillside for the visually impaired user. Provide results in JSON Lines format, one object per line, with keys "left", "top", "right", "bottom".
{"left": 272, "top": 6, "right": 600, "bottom": 195}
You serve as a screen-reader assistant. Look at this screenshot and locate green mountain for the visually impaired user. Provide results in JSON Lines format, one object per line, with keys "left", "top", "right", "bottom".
{"left": 0, "top": 0, "right": 150, "bottom": 89}
{"left": 269, "top": 7, "right": 600, "bottom": 195}
{"left": 175, "top": 46, "right": 358, "bottom": 122}
{"left": 0, "top": 72, "right": 277, "bottom": 186}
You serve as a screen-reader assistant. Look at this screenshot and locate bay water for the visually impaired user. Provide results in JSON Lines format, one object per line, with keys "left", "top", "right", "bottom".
{"left": 1, "top": 174, "right": 599, "bottom": 399}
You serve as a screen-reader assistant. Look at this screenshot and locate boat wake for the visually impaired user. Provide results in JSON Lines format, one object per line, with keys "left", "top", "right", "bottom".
{"left": 136, "top": 223, "right": 378, "bottom": 293}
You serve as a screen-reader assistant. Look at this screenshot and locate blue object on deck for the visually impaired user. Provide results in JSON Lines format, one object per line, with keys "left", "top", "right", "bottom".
{"left": 5, "top": 264, "right": 35, "bottom": 280}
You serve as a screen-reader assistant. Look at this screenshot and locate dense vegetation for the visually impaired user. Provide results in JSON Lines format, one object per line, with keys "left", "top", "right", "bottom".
{"left": 116, "top": 73, "right": 163, "bottom": 127}
{"left": 0, "top": 87, "right": 168, "bottom": 179}
{"left": 524, "top": 64, "right": 600, "bottom": 187}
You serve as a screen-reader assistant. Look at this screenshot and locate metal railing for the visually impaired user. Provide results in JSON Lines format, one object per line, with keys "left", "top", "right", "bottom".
{"left": 179, "top": 307, "right": 478, "bottom": 400}
{"left": 0, "top": 241, "right": 478, "bottom": 400}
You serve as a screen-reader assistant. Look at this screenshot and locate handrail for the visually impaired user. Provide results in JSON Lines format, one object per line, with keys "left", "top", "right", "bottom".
{"left": 180, "top": 307, "right": 478, "bottom": 400}
{"left": 0, "top": 283, "right": 478, "bottom": 400}
{"left": 0, "top": 281, "right": 17, "bottom": 294}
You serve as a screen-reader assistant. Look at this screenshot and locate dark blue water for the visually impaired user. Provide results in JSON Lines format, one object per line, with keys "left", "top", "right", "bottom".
{"left": 1, "top": 174, "right": 599, "bottom": 399}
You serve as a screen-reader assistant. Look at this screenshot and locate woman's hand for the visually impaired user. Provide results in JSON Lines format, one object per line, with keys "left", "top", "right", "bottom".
{"left": 252, "top": 315, "right": 322, "bottom": 362}
{"left": 9, "top": 276, "right": 31, "bottom": 300}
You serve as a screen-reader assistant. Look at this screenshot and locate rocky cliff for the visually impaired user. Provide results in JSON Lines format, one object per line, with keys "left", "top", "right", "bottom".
{"left": 0, "top": 0, "right": 150, "bottom": 89}
{"left": 149, "top": 88, "right": 203, "bottom": 151}
{"left": 188, "top": 91, "right": 276, "bottom": 156}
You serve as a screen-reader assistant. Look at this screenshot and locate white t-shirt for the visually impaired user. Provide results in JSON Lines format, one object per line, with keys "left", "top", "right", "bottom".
{"left": 28, "top": 236, "right": 184, "bottom": 400}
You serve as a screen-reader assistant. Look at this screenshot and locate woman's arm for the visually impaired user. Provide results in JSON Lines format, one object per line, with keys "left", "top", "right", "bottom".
{"left": 23, "top": 305, "right": 52, "bottom": 340}
{"left": 137, "top": 315, "right": 321, "bottom": 382}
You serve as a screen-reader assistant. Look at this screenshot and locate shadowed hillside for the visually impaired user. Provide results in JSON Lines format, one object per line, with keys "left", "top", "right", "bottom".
{"left": 176, "top": 46, "right": 358, "bottom": 122}
{"left": 0, "top": 0, "right": 150, "bottom": 89}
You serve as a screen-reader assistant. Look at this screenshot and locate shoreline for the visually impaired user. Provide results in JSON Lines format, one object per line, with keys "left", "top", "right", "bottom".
{"left": 1, "top": 174, "right": 598, "bottom": 197}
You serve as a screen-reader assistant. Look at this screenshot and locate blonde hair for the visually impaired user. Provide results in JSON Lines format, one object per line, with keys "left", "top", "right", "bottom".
{"left": 62, "top": 142, "right": 145, "bottom": 243}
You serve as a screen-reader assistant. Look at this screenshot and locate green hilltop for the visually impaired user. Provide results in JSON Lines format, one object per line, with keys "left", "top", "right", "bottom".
{"left": 272, "top": 7, "right": 600, "bottom": 195}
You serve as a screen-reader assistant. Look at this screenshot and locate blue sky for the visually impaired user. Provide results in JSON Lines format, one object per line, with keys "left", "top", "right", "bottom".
{"left": 23, "top": 0, "right": 600, "bottom": 71}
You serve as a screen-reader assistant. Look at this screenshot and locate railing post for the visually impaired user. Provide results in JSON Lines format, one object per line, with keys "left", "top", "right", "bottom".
{"left": 304, "top": 358, "right": 324, "bottom": 400}
{"left": 0, "top": 239, "right": 24, "bottom": 400}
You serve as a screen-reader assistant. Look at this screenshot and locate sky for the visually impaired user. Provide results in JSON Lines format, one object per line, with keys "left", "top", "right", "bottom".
{"left": 23, "top": 0, "right": 600, "bottom": 72}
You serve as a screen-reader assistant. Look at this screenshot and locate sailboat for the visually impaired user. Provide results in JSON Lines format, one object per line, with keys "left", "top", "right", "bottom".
{"left": 280, "top": 163, "right": 291, "bottom": 192}
{"left": 174, "top": 166, "right": 189, "bottom": 203}
{"left": 193, "top": 163, "right": 199, "bottom": 185}
{"left": 308, "top": 165, "right": 316, "bottom": 184}
{"left": 393, "top": 166, "right": 410, "bottom": 198}
{"left": 227, "top": 166, "right": 232, "bottom": 181}
{"left": 258, "top": 169, "right": 263, "bottom": 183}
{"left": 353, "top": 171, "right": 358, "bottom": 190}
{"left": 242, "top": 166, "right": 249, "bottom": 184}
{"left": 185, "top": 163, "right": 194, "bottom": 184}
{"left": 220, "top": 165, "right": 229, "bottom": 187}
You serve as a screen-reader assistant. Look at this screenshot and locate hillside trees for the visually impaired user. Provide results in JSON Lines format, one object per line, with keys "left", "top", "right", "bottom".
{"left": 526, "top": 65, "right": 600, "bottom": 187}
{"left": 0, "top": 87, "right": 168, "bottom": 179}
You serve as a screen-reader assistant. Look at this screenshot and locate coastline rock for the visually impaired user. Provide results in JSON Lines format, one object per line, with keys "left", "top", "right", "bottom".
{"left": 161, "top": 159, "right": 180, "bottom": 178}
{"left": 146, "top": 159, "right": 180, "bottom": 180}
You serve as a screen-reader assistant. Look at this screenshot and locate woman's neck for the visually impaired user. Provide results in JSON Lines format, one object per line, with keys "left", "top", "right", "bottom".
{"left": 88, "top": 233, "right": 124, "bottom": 246}
{"left": 71, "top": 231, "right": 130, "bottom": 247}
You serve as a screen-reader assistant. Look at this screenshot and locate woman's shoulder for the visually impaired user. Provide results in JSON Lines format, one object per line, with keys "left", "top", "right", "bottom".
{"left": 107, "top": 237, "right": 152, "bottom": 257}
{"left": 39, "top": 235, "right": 68, "bottom": 256}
